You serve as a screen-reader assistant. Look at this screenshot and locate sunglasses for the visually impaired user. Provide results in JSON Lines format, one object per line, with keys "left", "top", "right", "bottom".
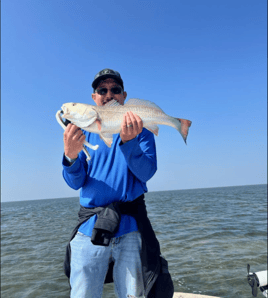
{"left": 96, "top": 86, "right": 123, "bottom": 95}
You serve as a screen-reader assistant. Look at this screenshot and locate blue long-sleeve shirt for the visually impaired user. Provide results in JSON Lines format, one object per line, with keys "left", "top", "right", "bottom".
{"left": 62, "top": 128, "right": 157, "bottom": 237}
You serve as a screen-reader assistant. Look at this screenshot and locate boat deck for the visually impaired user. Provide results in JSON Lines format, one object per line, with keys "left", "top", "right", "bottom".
{"left": 173, "top": 293, "right": 220, "bottom": 298}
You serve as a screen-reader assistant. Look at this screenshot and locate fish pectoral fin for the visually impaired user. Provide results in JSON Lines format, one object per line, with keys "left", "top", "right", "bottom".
{"left": 95, "top": 119, "right": 102, "bottom": 131}
{"left": 71, "top": 115, "right": 97, "bottom": 128}
{"left": 99, "top": 133, "right": 113, "bottom": 147}
{"left": 145, "top": 124, "right": 159, "bottom": 136}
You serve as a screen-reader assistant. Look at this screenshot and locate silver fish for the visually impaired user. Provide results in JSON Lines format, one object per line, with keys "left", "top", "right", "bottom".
{"left": 56, "top": 98, "right": 192, "bottom": 160}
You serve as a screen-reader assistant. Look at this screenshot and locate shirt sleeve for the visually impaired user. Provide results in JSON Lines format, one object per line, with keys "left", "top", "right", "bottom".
{"left": 62, "top": 150, "right": 88, "bottom": 190}
{"left": 119, "top": 128, "right": 157, "bottom": 182}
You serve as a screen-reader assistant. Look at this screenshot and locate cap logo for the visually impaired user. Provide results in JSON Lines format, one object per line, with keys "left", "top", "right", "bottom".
{"left": 92, "top": 68, "right": 123, "bottom": 90}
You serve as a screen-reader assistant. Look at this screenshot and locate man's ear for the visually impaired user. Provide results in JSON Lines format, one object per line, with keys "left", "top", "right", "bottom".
{"left": 92, "top": 93, "right": 96, "bottom": 102}
{"left": 123, "top": 91, "right": 127, "bottom": 100}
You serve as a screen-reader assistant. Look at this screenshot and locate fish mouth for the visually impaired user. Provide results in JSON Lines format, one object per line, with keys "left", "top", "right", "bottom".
{"left": 61, "top": 105, "right": 68, "bottom": 115}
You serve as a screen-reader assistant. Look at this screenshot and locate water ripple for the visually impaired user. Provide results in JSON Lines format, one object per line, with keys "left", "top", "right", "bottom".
{"left": 1, "top": 185, "right": 267, "bottom": 298}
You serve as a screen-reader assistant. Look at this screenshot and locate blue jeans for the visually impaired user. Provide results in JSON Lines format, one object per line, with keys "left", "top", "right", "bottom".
{"left": 70, "top": 231, "right": 144, "bottom": 298}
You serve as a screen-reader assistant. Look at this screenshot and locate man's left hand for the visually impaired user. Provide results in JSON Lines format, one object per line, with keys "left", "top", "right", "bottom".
{"left": 120, "top": 111, "right": 143, "bottom": 143}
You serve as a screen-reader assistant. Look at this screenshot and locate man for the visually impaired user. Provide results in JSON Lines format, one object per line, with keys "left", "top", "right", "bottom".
{"left": 62, "top": 69, "right": 173, "bottom": 298}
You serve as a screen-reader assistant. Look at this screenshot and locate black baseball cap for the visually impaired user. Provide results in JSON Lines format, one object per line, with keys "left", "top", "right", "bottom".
{"left": 92, "top": 68, "right": 124, "bottom": 91}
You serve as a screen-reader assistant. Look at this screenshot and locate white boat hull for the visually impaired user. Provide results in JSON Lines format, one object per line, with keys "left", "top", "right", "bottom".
{"left": 173, "top": 293, "right": 220, "bottom": 298}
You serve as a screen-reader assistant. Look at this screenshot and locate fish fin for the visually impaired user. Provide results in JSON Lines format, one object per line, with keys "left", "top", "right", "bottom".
{"left": 145, "top": 124, "right": 159, "bottom": 136}
{"left": 95, "top": 119, "right": 102, "bottom": 131}
{"left": 176, "top": 118, "right": 192, "bottom": 144}
{"left": 99, "top": 133, "right": 113, "bottom": 147}
{"left": 125, "top": 98, "right": 165, "bottom": 113}
{"left": 103, "top": 99, "right": 121, "bottom": 107}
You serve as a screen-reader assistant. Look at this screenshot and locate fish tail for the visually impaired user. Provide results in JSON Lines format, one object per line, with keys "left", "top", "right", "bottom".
{"left": 172, "top": 117, "right": 192, "bottom": 144}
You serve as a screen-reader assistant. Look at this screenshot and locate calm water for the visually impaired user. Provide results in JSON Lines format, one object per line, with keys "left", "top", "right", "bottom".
{"left": 1, "top": 184, "right": 267, "bottom": 298}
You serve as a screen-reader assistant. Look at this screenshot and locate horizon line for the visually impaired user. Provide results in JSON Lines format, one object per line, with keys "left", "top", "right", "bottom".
{"left": 1, "top": 183, "right": 267, "bottom": 203}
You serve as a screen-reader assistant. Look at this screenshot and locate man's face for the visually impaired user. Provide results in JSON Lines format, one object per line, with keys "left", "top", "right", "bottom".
{"left": 91, "top": 78, "right": 127, "bottom": 106}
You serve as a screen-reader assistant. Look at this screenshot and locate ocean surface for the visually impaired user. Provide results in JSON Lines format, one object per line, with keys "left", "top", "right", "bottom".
{"left": 1, "top": 184, "right": 267, "bottom": 298}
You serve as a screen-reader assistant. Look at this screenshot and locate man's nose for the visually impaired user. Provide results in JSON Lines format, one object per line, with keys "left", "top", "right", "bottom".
{"left": 105, "top": 89, "right": 113, "bottom": 99}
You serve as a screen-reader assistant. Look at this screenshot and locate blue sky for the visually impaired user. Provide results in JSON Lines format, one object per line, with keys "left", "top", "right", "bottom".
{"left": 1, "top": 0, "right": 267, "bottom": 202}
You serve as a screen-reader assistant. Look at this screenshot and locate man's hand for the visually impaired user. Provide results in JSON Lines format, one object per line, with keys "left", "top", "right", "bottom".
{"left": 64, "top": 124, "right": 86, "bottom": 159}
{"left": 120, "top": 111, "right": 143, "bottom": 143}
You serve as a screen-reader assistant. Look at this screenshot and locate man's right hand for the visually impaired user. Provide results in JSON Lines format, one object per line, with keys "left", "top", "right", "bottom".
{"left": 64, "top": 123, "right": 86, "bottom": 159}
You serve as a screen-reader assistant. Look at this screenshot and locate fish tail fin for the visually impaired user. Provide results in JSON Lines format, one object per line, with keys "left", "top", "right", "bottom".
{"left": 173, "top": 117, "right": 192, "bottom": 144}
